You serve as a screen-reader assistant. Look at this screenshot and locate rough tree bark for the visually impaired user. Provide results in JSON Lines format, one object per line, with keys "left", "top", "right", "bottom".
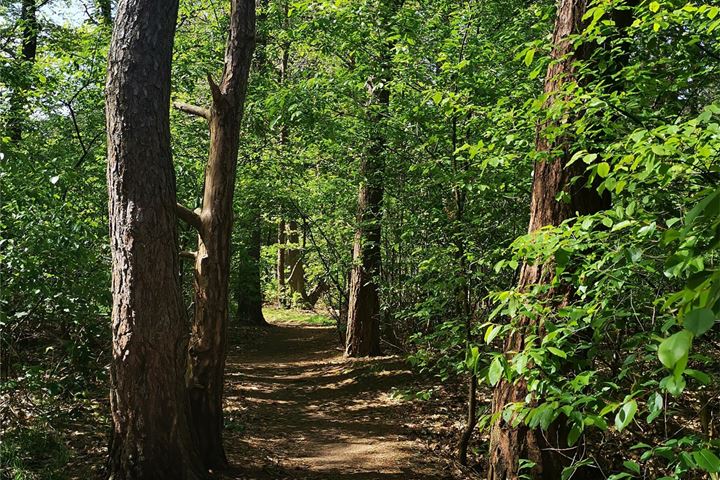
{"left": 174, "top": 0, "right": 256, "bottom": 470}
{"left": 236, "top": 209, "right": 267, "bottom": 326}
{"left": 7, "top": 0, "right": 38, "bottom": 141}
{"left": 286, "top": 219, "right": 307, "bottom": 299}
{"left": 344, "top": 1, "right": 401, "bottom": 357}
{"left": 344, "top": 120, "right": 385, "bottom": 357}
{"left": 105, "top": 0, "right": 205, "bottom": 477}
{"left": 486, "top": 0, "right": 611, "bottom": 478}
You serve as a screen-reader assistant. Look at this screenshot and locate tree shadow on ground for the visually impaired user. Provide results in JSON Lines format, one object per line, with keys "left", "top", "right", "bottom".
{"left": 221, "top": 321, "right": 453, "bottom": 480}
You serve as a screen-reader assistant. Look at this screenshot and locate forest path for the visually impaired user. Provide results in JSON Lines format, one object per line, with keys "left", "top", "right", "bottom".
{"left": 221, "top": 313, "right": 452, "bottom": 480}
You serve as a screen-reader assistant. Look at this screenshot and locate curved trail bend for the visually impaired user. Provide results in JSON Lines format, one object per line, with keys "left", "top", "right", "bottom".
{"left": 222, "top": 318, "right": 453, "bottom": 480}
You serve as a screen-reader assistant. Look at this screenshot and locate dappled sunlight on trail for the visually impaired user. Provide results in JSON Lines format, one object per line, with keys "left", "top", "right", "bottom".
{"left": 221, "top": 317, "right": 452, "bottom": 480}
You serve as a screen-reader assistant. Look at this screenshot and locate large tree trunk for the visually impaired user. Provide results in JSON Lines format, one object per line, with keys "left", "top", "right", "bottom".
{"left": 175, "top": 0, "right": 256, "bottom": 470}
{"left": 486, "top": 0, "right": 608, "bottom": 478}
{"left": 7, "top": 0, "right": 38, "bottom": 141}
{"left": 344, "top": 140, "right": 385, "bottom": 357}
{"left": 286, "top": 219, "right": 306, "bottom": 299}
{"left": 344, "top": 1, "right": 401, "bottom": 358}
{"left": 105, "top": 0, "right": 204, "bottom": 477}
{"left": 236, "top": 209, "right": 267, "bottom": 326}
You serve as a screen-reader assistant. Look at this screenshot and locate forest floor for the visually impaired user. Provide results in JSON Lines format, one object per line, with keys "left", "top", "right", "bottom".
{"left": 220, "top": 308, "right": 464, "bottom": 480}
{"left": 6, "top": 308, "right": 474, "bottom": 479}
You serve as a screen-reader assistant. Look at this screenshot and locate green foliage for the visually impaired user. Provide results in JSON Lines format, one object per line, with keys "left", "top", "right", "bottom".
{"left": 477, "top": 0, "right": 720, "bottom": 474}
{"left": 1, "top": 0, "right": 718, "bottom": 476}
{"left": 0, "top": 427, "right": 69, "bottom": 480}
{"left": 263, "top": 306, "right": 334, "bottom": 326}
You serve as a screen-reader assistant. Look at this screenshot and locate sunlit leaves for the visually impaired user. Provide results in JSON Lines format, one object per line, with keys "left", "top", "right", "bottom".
{"left": 488, "top": 356, "right": 504, "bottom": 386}
{"left": 615, "top": 400, "right": 638, "bottom": 432}
{"left": 657, "top": 330, "right": 692, "bottom": 370}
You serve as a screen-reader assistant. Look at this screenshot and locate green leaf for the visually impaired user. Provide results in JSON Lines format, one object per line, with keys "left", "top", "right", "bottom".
{"left": 685, "top": 369, "right": 711, "bottom": 385}
{"left": 684, "top": 189, "right": 720, "bottom": 226}
{"left": 523, "top": 48, "right": 535, "bottom": 67}
{"left": 597, "top": 162, "right": 610, "bottom": 177}
{"left": 547, "top": 347, "right": 567, "bottom": 359}
{"left": 657, "top": 330, "right": 693, "bottom": 369}
{"left": 646, "top": 392, "right": 663, "bottom": 423}
{"left": 583, "top": 152, "right": 598, "bottom": 164}
{"left": 529, "top": 66, "right": 542, "bottom": 79}
{"left": 567, "top": 425, "right": 583, "bottom": 446}
{"left": 615, "top": 400, "right": 637, "bottom": 432}
{"left": 693, "top": 449, "right": 720, "bottom": 473}
{"left": 488, "top": 356, "right": 503, "bottom": 386}
{"left": 684, "top": 308, "right": 715, "bottom": 336}
{"left": 623, "top": 460, "right": 641, "bottom": 475}
{"left": 660, "top": 374, "right": 686, "bottom": 396}
{"left": 465, "top": 346, "right": 480, "bottom": 371}
{"left": 484, "top": 324, "right": 501, "bottom": 344}
{"left": 514, "top": 353, "right": 528, "bottom": 374}
{"left": 649, "top": 1, "right": 660, "bottom": 12}
{"left": 651, "top": 144, "right": 668, "bottom": 155}
{"left": 606, "top": 473, "right": 633, "bottom": 480}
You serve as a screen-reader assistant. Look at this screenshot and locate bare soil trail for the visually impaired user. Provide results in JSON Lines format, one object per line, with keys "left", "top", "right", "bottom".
{"left": 221, "top": 317, "right": 455, "bottom": 480}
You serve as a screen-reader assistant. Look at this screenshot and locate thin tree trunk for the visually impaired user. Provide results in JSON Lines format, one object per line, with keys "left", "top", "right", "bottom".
{"left": 451, "top": 113, "right": 478, "bottom": 466}
{"left": 287, "top": 219, "right": 306, "bottom": 300}
{"left": 457, "top": 268, "right": 478, "bottom": 466}
{"left": 486, "top": 0, "right": 609, "bottom": 478}
{"left": 0, "top": 338, "right": 8, "bottom": 381}
{"left": 236, "top": 209, "right": 267, "bottom": 326}
{"left": 175, "top": 0, "right": 256, "bottom": 469}
{"left": 277, "top": 219, "right": 286, "bottom": 305}
{"left": 7, "top": 0, "right": 38, "bottom": 141}
{"left": 458, "top": 375, "right": 478, "bottom": 465}
{"left": 274, "top": 1, "right": 290, "bottom": 308}
{"left": 105, "top": 0, "right": 204, "bottom": 477}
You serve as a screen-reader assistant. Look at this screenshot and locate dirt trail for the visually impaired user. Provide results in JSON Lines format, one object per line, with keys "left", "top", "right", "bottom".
{"left": 221, "top": 319, "right": 454, "bottom": 480}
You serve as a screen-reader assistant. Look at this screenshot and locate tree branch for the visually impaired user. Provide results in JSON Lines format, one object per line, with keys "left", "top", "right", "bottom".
{"left": 207, "top": 73, "right": 222, "bottom": 104}
{"left": 179, "top": 250, "right": 197, "bottom": 260}
{"left": 175, "top": 203, "right": 202, "bottom": 231}
{"left": 173, "top": 101, "right": 210, "bottom": 120}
